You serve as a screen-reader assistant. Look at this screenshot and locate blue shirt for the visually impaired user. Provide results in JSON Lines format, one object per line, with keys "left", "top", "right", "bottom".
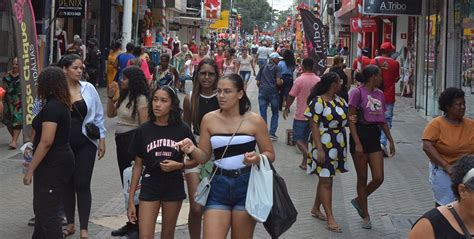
{"left": 256, "top": 61, "right": 281, "bottom": 94}
{"left": 278, "top": 60, "right": 294, "bottom": 76}
{"left": 117, "top": 53, "right": 134, "bottom": 80}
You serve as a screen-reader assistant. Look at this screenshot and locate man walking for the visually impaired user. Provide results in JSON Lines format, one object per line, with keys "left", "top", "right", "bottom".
{"left": 371, "top": 42, "right": 400, "bottom": 155}
{"left": 256, "top": 40, "right": 272, "bottom": 69}
{"left": 114, "top": 42, "right": 135, "bottom": 83}
{"left": 283, "top": 58, "right": 320, "bottom": 169}
{"left": 257, "top": 52, "right": 283, "bottom": 141}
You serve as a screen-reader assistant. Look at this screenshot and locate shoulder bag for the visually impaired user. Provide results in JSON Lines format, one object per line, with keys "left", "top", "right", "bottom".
{"left": 194, "top": 119, "right": 245, "bottom": 207}
{"left": 73, "top": 102, "right": 100, "bottom": 140}
{"left": 447, "top": 204, "right": 472, "bottom": 239}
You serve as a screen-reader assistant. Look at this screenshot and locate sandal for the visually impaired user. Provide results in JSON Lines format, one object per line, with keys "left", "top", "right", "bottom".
{"left": 299, "top": 165, "right": 307, "bottom": 170}
{"left": 326, "top": 224, "right": 342, "bottom": 233}
{"left": 361, "top": 220, "right": 372, "bottom": 229}
{"left": 310, "top": 211, "right": 327, "bottom": 221}
{"left": 62, "top": 228, "right": 75, "bottom": 238}
{"left": 351, "top": 198, "right": 364, "bottom": 219}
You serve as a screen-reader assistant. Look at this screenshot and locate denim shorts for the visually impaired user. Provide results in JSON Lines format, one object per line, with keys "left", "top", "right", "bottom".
{"left": 429, "top": 162, "right": 456, "bottom": 205}
{"left": 205, "top": 170, "right": 250, "bottom": 211}
{"left": 293, "top": 119, "right": 310, "bottom": 142}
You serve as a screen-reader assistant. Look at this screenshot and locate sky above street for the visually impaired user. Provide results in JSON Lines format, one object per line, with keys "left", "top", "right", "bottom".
{"left": 267, "top": 0, "right": 292, "bottom": 11}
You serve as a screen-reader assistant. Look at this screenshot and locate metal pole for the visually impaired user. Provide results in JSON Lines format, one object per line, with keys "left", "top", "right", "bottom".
{"left": 49, "top": 0, "right": 55, "bottom": 64}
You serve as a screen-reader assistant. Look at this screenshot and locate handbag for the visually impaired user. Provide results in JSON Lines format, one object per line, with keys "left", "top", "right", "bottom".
{"left": 245, "top": 154, "right": 273, "bottom": 222}
{"left": 263, "top": 163, "right": 298, "bottom": 238}
{"left": 73, "top": 102, "right": 101, "bottom": 140}
{"left": 194, "top": 119, "right": 245, "bottom": 207}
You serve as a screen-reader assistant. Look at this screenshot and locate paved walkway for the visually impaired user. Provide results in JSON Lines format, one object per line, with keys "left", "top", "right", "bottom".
{"left": 0, "top": 80, "right": 434, "bottom": 238}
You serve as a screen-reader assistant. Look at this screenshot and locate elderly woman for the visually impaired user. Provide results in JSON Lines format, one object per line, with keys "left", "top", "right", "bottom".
{"left": 422, "top": 87, "right": 474, "bottom": 206}
{"left": 409, "top": 155, "right": 474, "bottom": 238}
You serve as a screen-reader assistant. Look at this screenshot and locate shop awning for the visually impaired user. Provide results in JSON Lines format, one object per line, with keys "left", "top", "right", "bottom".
{"left": 335, "top": 0, "right": 356, "bottom": 18}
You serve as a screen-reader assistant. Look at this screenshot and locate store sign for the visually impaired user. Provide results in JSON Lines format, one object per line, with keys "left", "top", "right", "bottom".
{"left": 362, "top": 0, "right": 422, "bottom": 16}
{"left": 56, "top": 0, "right": 86, "bottom": 18}
{"left": 350, "top": 18, "right": 378, "bottom": 32}
{"left": 9, "top": 0, "right": 39, "bottom": 138}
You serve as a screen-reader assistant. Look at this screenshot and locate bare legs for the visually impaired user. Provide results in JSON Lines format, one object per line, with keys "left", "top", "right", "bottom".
{"left": 296, "top": 140, "right": 308, "bottom": 169}
{"left": 312, "top": 177, "right": 341, "bottom": 232}
{"left": 185, "top": 172, "right": 203, "bottom": 239}
{"left": 203, "top": 209, "right": 256, "bottom": 239}
{"left": 352, "top": 151, "right": 384, "bottom": 223}
{"left": 7, "top": 127, "right": 21, "bottom": 149}
{"left": 139, "top": 200, "right": 183, "bottom": 239}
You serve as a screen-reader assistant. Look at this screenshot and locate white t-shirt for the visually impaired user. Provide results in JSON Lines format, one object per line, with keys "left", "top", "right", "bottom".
{"left": 184, "top": 59, "right": 193, "bottom": 77}
{"left": 257, "top": 46, "right": 271, "bottom": 60}
{"left": 238, "top": 55, "right": 253, "bottom": 72}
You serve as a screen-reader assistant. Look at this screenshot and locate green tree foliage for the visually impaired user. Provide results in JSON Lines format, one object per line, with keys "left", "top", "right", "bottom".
{"left": 222, "top": 0, "right": 274, "bottom": 33}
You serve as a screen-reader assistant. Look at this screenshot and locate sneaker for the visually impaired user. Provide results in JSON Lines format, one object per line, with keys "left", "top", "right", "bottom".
{"left": 111, "top": 224, "right": 128, "bottom": 237}
{"left": 381, "top": 144, "right": 388, "bottom": 157}
{"left": 269, "top": 135, "right": 278, "bottom": 141}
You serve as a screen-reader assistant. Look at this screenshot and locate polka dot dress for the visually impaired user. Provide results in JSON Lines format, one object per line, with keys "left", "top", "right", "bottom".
{"left": 304, "top": 96, "right": 349, "bottom": 177}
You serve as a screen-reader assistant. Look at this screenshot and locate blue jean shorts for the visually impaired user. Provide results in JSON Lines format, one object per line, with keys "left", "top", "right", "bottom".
{"left": 429, "top": 162, "right": 456, "bottom": 205}
{"left": 205, "top": 170, "right": 250, "bottom": 211}
{"left": 293, "top": 119, "right": 310, "bottom": 142}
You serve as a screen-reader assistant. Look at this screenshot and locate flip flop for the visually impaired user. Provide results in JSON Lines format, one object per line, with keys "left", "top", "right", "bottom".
{"left": 311, "top": 211, "right": 327, "bottom": 221}
{"left": 299, "top": 165, "right": 307, "bottom": 170}
{"left": 361, "top": 220, "right": 372, "bottom": 229}
{"left": 8, "top": 145, "right": 17, "bottom": 150}
{"left": 326, "top": 224, "right": 342, "bottom": 233}
{"left": 351, "top": 198, "right": 364, "bottom": 219}
{"left": 62, "top": 228, "right": 75, "bottom": 238}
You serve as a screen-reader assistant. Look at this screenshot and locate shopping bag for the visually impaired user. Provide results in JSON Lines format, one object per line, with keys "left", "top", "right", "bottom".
{"left": 123, "top": 163, "right": 142, "bottom": 208}
{"left": 245, "top": 154, "right": 273, "bottom": 222}
{"left": 263, "top": 163, "right": 298, "bottom": 238}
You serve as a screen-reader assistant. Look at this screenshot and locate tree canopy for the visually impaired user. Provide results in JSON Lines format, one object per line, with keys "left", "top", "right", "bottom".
{"left": 222, "top": 0, "right": 274, "bottom": 33}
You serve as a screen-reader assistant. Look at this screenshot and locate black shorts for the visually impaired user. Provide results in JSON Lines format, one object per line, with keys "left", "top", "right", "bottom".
{"left": 139, "top": 171, "right": 186, "bottom": 202}
{"left": 349, "top": 124, "right": 382, "bottom": 154}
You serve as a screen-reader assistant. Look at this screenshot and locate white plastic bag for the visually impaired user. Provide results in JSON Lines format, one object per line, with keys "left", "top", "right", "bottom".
{"left": 245, "top": 154, "right": 273, "bottom": 222}
{"left": 123, "top": 162, "right": 142, "bottom": 208}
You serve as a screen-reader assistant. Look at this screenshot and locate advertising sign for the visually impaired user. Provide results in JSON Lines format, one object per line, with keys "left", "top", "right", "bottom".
{"left": 205, "top": 0, "right": 221, "bottom": 19}
{"left": 9, "top": 0, "right": 39, "bottom": 138}
{"left": 363, "top": 0, "right": 422, "bottom": 16}
{"left": 56, "top": 0, "right": 86, "bottom": 18}
{"left": 300, "top": 8, "right": 328, "bottom": 76}
{"left": 350, "top": 18, "right": 378, "bottom": 32}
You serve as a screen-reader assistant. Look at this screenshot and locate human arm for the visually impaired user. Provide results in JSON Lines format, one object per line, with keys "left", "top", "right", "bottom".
{"left": 283, "top": 95, "right": 295, "bottom": 120}
{"left": 90, "top": 84, "right": 106, "bottom": 158}
{"left": 174, "top": 113, "right": 214, "bottom": 164}
{"left": 106, "top": 87, "right": 118, "bottom": 118}
{"left": 251, "top": 57, "right": 256, "bottom": 76}
{"left": 23, "top": 122, "right": 57, "bottom": 185}
{"left": 381, "top": 123, "right": 396, "bottom": 157}
{"left": 408, "top": 218, "right": 435, "bottom": 239}
{"left": 423, "top": 140, "right": 451, "bottom": 172}
{"left": 127, "top": 156, "right": 143, "bottom": 223}
{"left": 243, "top": 114, "right": 275, "bottom": 165}
{"left": 348, "top": 105, "right": 363, "bottom": 156}
{"left": 309, "top": 119, "right": 326, "bottom": 164}
{"left": 171, "top": 67, "right": 180, "bottom": 89}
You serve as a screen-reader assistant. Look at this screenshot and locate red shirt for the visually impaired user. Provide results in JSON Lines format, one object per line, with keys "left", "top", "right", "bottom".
{"left": 214, "top": 54, "right": 225, "bottom": 73}
{"left": 352, "top": 56, "right": 372, "bottom": 71}
{"left": 370, "top": 56, "right": 400, "bottom": 104}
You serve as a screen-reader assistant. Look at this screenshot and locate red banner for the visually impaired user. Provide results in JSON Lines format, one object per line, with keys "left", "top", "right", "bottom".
{"left": 350, "top": 17, "right": 378, "bottom": 32}
{"left": 205, "top": 0, "right": 221, "bottom": 19}
{"left": 10, "top": 0, "right": 39, "bottom": 138}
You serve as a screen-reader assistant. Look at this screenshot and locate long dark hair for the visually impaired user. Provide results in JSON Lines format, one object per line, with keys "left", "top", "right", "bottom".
{"left": 148, "top": 86, "right": 182, "bottom": 125}
{"left": 220, "top": 74, "right": 251, "bottom": 115}
{"left": 191, "top": 58, "right": 219, "bottom": 128}
{"left": 37, "top": 66, "right": 72, "bottom": 109}
{"left": 117, "top": 66, "right": 150, "bottom": 118}
{"left": 282, "top": 49, "right": 296, "bottom": 70}
{"left": 307, "top": 72, "right": 340, "bottom": 104}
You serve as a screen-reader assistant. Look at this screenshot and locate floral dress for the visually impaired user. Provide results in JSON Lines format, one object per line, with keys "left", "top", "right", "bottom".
{"left": 304, "top": 95, "right": 348, "bottom": 177}
{"left": 2, "top": 73, "right": 22, "bottom": 129}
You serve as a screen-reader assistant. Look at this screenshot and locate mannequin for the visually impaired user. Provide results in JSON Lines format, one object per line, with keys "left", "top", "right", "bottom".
{"left": 54, "top": 19, "right": 68, "bottom": 61}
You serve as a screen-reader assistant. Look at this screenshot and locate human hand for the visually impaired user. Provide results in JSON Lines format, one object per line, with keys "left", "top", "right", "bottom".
{"left": 243, "top": 151, "right": 260, "bottom": 166}
{"left": 388, "top": 141, "right": 396, "bottom": 157}
{"left": 283, "top": 108, "right": 289, "bottom": 120}
{"left": 349, "top": 115, "right": 358, "bottom": 123}
{"left": 316, "top": 150, "right": 326, "bottom": 165}
{"left": 98, "top": 139, "right": 106, "bottom": 159}
{"left": 23, "top": 171, "right": 33, "bottom": 185}
{"left": 107, "top": 84, "right": 116, "bottom": 99}
{"left": 160, "top": 160, "right": 183, "bottom": 172}
{"left": 355, "top": 143, "right": 364, "bottom": 158}
{"left": 127, "top": 204, "right": 137, "bottom": 224}
{"left": 174, "top": 138, "right": 196, "bottom": 154}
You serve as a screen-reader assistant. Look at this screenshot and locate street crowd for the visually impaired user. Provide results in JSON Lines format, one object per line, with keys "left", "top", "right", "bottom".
{"left": 0, "top": 35, "right": 473, "bottom": 239}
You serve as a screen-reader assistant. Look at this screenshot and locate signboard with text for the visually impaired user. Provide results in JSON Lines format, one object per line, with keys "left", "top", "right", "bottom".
{"left": 56, "top": 0, "right": 86, "bottom": 18}
{"left": 350, "top": 18, "right": 378, "bottom": 32}
{"left": 363, "top": 0, "right": 422, "bottom": 16}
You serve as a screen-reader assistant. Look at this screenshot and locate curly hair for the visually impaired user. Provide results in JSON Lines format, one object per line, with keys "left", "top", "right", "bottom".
{"left": 37, "top": 66, "right": 71, "bottom": 109}
{"left": 117, "top": 66, "right": 150, "bottom": 118}
{"left": 191, "top": 58, "right": 219, "bottom": 129}
{"left": 438, "top": 87, "right": 465, "bottom": 113}
{"left": 148, "top": 86, "right": 182, "bottom": 125}
{"left": 451, "top": 155, "right": 474, "bottom": 200}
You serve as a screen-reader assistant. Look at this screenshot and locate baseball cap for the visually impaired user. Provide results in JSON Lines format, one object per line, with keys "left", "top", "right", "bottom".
{"left": 269, "top": 52, "right": 283, "bottom": 59}
{"left": 380, "top": 42, "right": 394, "bottom": 52}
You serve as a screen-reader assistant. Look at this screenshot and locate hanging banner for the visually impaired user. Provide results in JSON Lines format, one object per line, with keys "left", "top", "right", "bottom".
{"left": 299, "top": 8, "right": 328, "bottom": 76}
{"left": 205, "top": 0, "right": 221, "bottom": 19}
{"left": 9, "top": 0, "right": 39, "bottom": 139}
{"left": 56, "top": 0, "right": 86, "bottom": 18}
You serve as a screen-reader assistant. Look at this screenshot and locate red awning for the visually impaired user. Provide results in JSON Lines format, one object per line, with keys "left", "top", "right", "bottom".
{"left": 335, "top": 0, "right": 356, "bottom": 18}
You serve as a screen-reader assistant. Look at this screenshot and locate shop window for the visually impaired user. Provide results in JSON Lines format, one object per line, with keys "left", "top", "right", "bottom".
{"left": 457, "top": 0, "right": 474, "bottom": 116}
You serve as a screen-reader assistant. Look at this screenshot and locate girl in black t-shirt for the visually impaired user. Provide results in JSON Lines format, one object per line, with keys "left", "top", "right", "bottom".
{"left": 23, "top": 67, "right": 74, "bottom": 239}
{"left": 127, "top": 86, "right": 197, "bottom": 239}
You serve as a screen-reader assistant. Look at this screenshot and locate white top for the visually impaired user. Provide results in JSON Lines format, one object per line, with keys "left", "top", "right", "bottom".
{"left": 238, "top": 55, "right": 253, "bottom": 72}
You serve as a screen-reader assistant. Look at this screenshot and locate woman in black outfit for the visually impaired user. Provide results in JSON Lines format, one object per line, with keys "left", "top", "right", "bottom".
{"left": 328, "top": 55, "right": 349, "bottom": 102}
{"left": 23, "top": 66, "right": 74, "bottom": 239}
{"left": 59, "top": 54, "right": 106, "bottom": 238}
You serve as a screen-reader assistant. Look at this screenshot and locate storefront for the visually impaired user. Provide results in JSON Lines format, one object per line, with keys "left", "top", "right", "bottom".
{"left": 415, "top": 0, "right": 474, "bottom": 117}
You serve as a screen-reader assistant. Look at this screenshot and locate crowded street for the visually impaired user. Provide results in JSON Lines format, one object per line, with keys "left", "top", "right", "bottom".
{"left": 1, "top": 0, "right": 474, "bottom": 239}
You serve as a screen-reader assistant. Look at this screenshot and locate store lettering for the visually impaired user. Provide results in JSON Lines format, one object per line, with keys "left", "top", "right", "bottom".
{"left": 20, "top": 22, "right": 35, "bottom": 124}
{"left": 380, "top": 1, "right": 407, "bottom": 11}
{"left": 312, "top": 22, "right": 324, "bottom": 55}
{"left": 21, "top": 22, "right": 30, "bottom": 81}
{"left": 13, "top": 0, "right": 26, "bottom": 23}
{"left": 59, "top": 0, "right": 82, "bottom": 7}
